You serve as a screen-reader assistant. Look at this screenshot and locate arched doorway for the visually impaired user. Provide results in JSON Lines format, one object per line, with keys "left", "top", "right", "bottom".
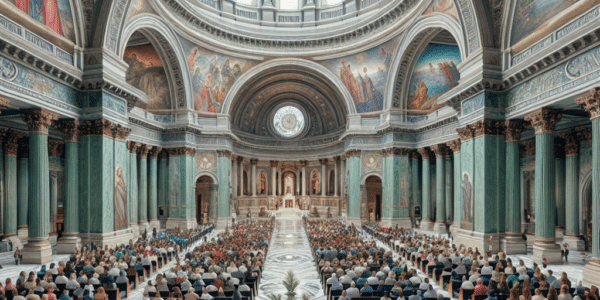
{"left": 195, "top": 176, "right": 213, "bottom": 224}
{"left": 365, "top": 176, "right": 382, "bottom": 223}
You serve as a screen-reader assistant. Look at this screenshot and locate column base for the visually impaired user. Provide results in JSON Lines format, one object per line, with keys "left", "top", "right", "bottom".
{"left": 583, "top": 260, "right": 600, "bottom": 287}
{"left": 149, "top": 220, "right": 161, "bottom": 231}
{"left": 501, "top": 232, "right": 528, "bottom": 254}
{"left": 555, "top": 226, "right": 565, "bottom": 240}
{"left": 216, "top": 217, "right": 230, "bottom": 230}
{"left": 380, "top": 217, "right": 412, "bottom": 228}
{"left": 419, "top": 218, "right": 434, "bottom": 231}
{"left": 21, "top": 237, "right": 52, "bottom": 264}
{"left": 130, "top": 223, "right": 140, "bottom": 238}
{"left": 2, "top": 234, "right": 23, "bottom": 249}
{"left": 138, "top": 221, "right": 150, "bottom": 233}
{"left": 165, "top": 218, "right": 197, "bottom": 230}
{"left": 562, "top": 234, "right": 586, "bottom": 251}
{"left": 532, "top": 237, "right": 562, "bottom": 264}
{"left": 56, "top": 234, "right": 82, "bottom": 254}
{"left": 452, "top": 228, "right": 500, "bottom": 254}
{"left": 80, "top": 228, "right": 134, "bottom": 249}
{"left": 347, "top": 217, "right": 362, "bottom": 227}
{"left": 432, "top": 221, "right": 447, "bottom": 234}
{"left": 48, "top": 233, "right": 58, "bottom": 245}
{"left": 17, "top": 226, "right": 28, "bottom": 241}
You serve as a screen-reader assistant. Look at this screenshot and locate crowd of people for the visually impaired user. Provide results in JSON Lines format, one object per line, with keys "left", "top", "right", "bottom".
{"left": 0, "top": 224, "right": 215, "bottom": 300}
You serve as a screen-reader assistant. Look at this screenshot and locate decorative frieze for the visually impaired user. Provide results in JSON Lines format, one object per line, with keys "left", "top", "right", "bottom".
{"left": 21, "top": 109, "right": 58, "bottom": 134}
{"left": 382, "top": 147, "right": 410, "bottom": 157}
{"left": 505, "top": 120, "right": 526, "bottom": 142}
{"left": 562, "top": 131, "right": 579, "bottom": 156}
{"left": 3, "top": 130, "right": 21, "bottom": 156}
{"left": 456, "top": 125, "right": 476, "bottom": 141}
{"left": 78, "top": 119, "right": 114, "bottom": 138}
{"left": 446, "top": 139, "right": 461, "bottom": 153}
{"left": 55, "top": 120, "right": 80, "bottom": 142}
{"left": 345, "top": 149, "right": 361, "bottom": 158}
{"left": 48, "top": 140, "right": 64, "bottom": 157}
{"left": 472, "top": 119, "right": 505, "bottom": 138}
{"left": 524, "top": 108, "right": 562, "bottom": 134}
{"left": 417, "top": 147, "right": 433, "bottom": 160}
{"left": 575, "top": 87, "right": 600, "bottom": 120}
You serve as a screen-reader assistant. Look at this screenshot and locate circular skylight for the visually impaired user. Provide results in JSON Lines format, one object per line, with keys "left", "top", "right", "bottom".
{"left": 273, "top": 106, "right": 305, "bottom": 138}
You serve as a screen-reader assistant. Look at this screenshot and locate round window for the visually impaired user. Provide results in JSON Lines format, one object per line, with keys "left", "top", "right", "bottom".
{"left": 273, "top": 105, "right": 305, "bottom": 138}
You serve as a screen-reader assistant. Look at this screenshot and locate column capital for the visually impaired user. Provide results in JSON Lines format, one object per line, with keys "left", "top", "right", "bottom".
{"left": 345, "top": 149, "right": 361, "bottom": 158}
{"left": 575, "top": 87, "right": 600, "bottom": 120}
{"left": 114, "top": 125, "right": 131, "bottom": 141}
{"left": 249, "top": 158, "right": 258, "bottom": 165}
{"left": 138, "top": 144, "right": 150, "bottom": 158}
{"left": 157, "top": 149, "right": 168, "bottom": 159}
{"left": 300, "top": 160, "right": 308, "bottom": 167}
{"left": 48, "top": 140, "right": 64, "bottom": 157}
{"left": 456, "top": 124, "right": 476, "bottom": 141}
{"left": 578, "top": 127, "right": 592, "bottom": 142}
{"left": 236, "top": 155, "right": 244, "bottom": 163}
{"left": 520, "top": 139, "right": 536, "bottom": 158}
{"left": 446, "top": 139, "right": 461, "bottom": 153}
{"left": 472, "top": 119, "right": 505, "bottom": 138}
{"left": 382, "top": 147, "right": 410, "bottom": 157}
{"left": 561, "top": 130, "right": 580, "bottom": 156}
{"left": 319, "top": 158, "right": 328, "bottom": 165}
{"left": 270, "top": 160, "right": 279, "bottom": 167}
{"left": 21, "top": 109, "right": 58, "bottom": 134}
{"left": 431, "top": 144, "right": 451, "bottom": 158}
{"left": 18, "top": 137, "right": 29, "bottom": 158}
{"left": 148, "top": 146, "right": 162, "bottom": 159}
{"left": 505, "top": 120, "right": 527, "bottom": 142}
{"left": 128, "top": 141, "right": 140, "bottom": 154}
{"left": 409, "top": 150, "right": 420, "bottom": 160}
{"left": 78, "top": 119, "right": 113, "bottom": 138}
{"left": 55, "top": 119, "right": 80, "bottom": 142}
{"left": 217, "top": 149, "right": 231, "bottom": 158}
{"left": 417, "top": 147, "right": 433, "bottom": 160}
{"left": 3, "top": 129, "right": 21, "bottom": 156}
{"left": 334, "top": 156, "right": 341, "bottom": 162}
{"left": 168, "top": 147, "right": 195, "bottom": 157}
{"left": 524, "top": 108, "right": 562, "bottom": 134}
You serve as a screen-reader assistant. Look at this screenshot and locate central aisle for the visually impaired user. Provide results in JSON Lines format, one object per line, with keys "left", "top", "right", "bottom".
{"left": 256, "top": 216, "right": 325, "bottom": 300}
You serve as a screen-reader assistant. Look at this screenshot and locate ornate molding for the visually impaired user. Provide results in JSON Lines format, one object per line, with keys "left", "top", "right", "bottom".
{"left": 472, "top": 119, "right": 505, "bottom": 138}
{"left": 128, "top": 141, "right": 140, "bottom": 154}
{"left": 319, "top": 158, "right": 328, "bottom": 165}
{"left": 217, "top": 150, "right": 231, "bottom": 158}
{"left": 55, "top": 119, "right": 80, "bottom": 142}
{"left": 524, "top": 108, "right": 562, "bottom": 134}
{"left": 48, "top": 140, "right": 64, "bottom": 157}
{"left": 520, "top": 139, "right": 536, "bottom": 158}
{"left": 345, "top": 149, "right": 361, "bottom": 158}
{"left": 270, "top": 160, "right": 279, "bottom": 167}
{"left": 3, "top": 130, "right": 21, "bottom": 156}
{"left": 79, "top": 119, "right": 114, "bottom": 137}
{"left": 505, "top": 120, "right": 526, "bottom": 142}
{"left": 148, "top": 146, "right": 163, "bottom": 159}
{"left": 456, "top": 125, "right": 476, "bottom": 141}
{"left": 21, "top": 109, "right": 58, "bottom": 134}
{"left": 575, "top": 87, "right": 600, "bottom": 120}
{"left": 417, "top": 147, "right": 433, "bottom": 160}
{"left": 382, "top": 147, "right": 410, "bottom": 157}
{"left": 446, "top": 139, "right": 461, "bottom": 153}
{"left": 114, "top": 125, "right": 131, "bottom": 141}
{"left": 138, "top": 144, "right": 150, "bottom": 158}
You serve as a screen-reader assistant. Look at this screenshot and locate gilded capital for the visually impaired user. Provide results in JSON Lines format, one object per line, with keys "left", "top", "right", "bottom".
{"left": 48, "top": 140, "right": 64, "bottom": 157}
{"left": 21, "top": 109, "right": 58, "bottom": 134}
{"left": 345, "top": 149, "right": 361, "bottom": 158}
{"left": 55, "top": 119, "right": 80, "bottom": 142}
{"left": 138, "top": 144, "right": 150, "bottom": 158}
{"left": 561, "top": 130, "right": 579, "bottom": 156}
{"left": 148, "top": 146, "right": 163, "bottom": 159}
{"left": 128, "top": 141, "right": 140, "bottom": 154}
{"left": 217, "top": 150, "right": 232, "bottom": 158}
{"left": 446, "top": 139, "right": 461, "bottom": 153}
{"left": 417, "top": 147, "right": 433, "bottom": 160}
{"left": 319, "top": 158, "right": 328, "bottom": 165}
{"left": 157, "top": 149, "right": 168, "bottom": 160}
{"left": 472, "top": 119, "right": 505, "bottom": 138}
{"left": 505, "top": 120, "right": 526, "bottom": 142}
{"left": 79, "top": 119, "right": 114, "bottom": 137}
{"left": 456, "top": 125, "right": 476, "bottom": 141}
{"left": 249, "top": 158, "right": 258, "bottom": 165}
{"left": 270, "top": 160, "right": 279, "bottom": 167}
{"left": 524, "top": 108, "right": 562, "bottom": 134}
{"left": 3, "top": 130, "right": 21, "bottom": 156}
{"left": 575, "top": 87, "right": 600, "bottom": 120}
{"left": 114, "top": 125, "right": 131, "bottom": 141}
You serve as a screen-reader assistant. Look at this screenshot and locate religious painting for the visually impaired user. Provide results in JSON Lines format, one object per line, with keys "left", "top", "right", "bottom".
{"left": 284, "top": 172, "right": 295, "bottom": 195}
{"left": 510, "top": 0, "right": 579, "bottom": 52}
{"left": 258, "top": 171, "right": 268, "bottom": 195}
{"left": 408, "top": 43, "right": 461, "bottom": 114}
{"left": 124, "top": 45, "right": 171, "bottom": 110}
{"left": 7, "top": 0, "right": 75, "bottom": 42}
{"left": 310, "top": 170, "right": 320, "bottom": 195}
{"left": 423, "top": 0, "right": 459, "bottom": 21}
{"left": 114, "top": 165, "right": 128, "bottom": 231}
{"left": 460, "top": 172, "right": 473, "bottom": 230}
{"left": 195, "top": 152, "right": 215, "bottom": 172}
{"left": 322, "top": 36, "right": 400, "bottom": 113}
{"left": 181, "top": 39, "right": 255, "bottom": 113}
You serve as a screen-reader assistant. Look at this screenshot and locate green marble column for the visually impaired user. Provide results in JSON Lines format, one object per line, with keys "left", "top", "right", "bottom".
{"left": 217, "top": 151, "right": 231, "bottom": 220}
{"left": 592, "top": 118, "right": 600, "bottom": 257}
{"left": 158, "top": 151, "right": 167, "bottom": 218}
{"left": 62, "top": 136, "right": 80, "bottom": 234}
{"left": 17, "top": 143, "right": 28, "bottom": 230}
{"left": 210, "top": 184, "right": 218, "bottom": 222}
{"left": 382, "top": 149, "right": 400, "bottom": 221}
{"left": 505, "top": 121, "right": 525, "bottom": 234}
{"left": 21, "top": 109, "right": 56, "bottom": 263}
{"left": 418, "top": 148, "right": 432, "bottom": 224}
{"left": 446, "top": 140, "right": 461, "bottom": 226}
{"left": 432, "top": 145, "right": 446, "bottom": 232}
{"left": 444, "top": 156, "right": 453, "bottom": 222}
{"left": 148, "top": 147, "right": 161, "bottom": 223}
{"left": 563, "top": 134, "right": 579, "bottom": 235}
{"left": 129, "top": 142, "right": 139, "bottom": 226}
{"left": 3, "top": 130, "right": 19, "bottom": 237}
{"left": 50, "top": 171, "right": 58, "bottom": 234}
{"left": 411, "top": 152, "right": 421, "bottom": 222}
{"left": 138, "top": 145, "right": 149, "bottom": 225}
{"left": 346, "top": 150, "right": 362, "bottom": 220}
{"left": 555, "top": 156, "right": 566, "bottom": 228}
{"left": 525, "top": 108, "right": 562, "bottom": 263}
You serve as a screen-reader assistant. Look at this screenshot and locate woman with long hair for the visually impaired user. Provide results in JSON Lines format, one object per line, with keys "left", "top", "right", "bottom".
{"left": 547, "top": 288, "right": 559, "bottom": 300}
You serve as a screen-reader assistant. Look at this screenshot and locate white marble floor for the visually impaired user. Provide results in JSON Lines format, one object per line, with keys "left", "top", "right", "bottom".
{"left": 256, "top": 217, "right": 325, "bottom": 300}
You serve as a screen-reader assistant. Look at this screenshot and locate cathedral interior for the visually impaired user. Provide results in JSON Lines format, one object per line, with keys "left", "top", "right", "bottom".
{"left": 1, "top": 0, "right": 600, "bottom": 290}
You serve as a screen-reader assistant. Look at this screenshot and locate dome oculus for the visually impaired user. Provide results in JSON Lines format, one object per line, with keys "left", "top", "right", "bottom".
{"left": 273, "top": 106, "right": 305, "bottom": 138}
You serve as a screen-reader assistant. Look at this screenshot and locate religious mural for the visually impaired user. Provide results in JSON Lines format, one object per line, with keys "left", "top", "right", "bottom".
{"left": 181, "top": 39, "right": 255, "bottom": 113}
{"left": 408, "top": 43, "right": 461, "bottom": 114}
{"left": 258, "top": 171, "right": 268, "bottom": 195}
{"left": 422, "top": 0, "right": 459, "bottom": 21}
{"left": 284, "top": 172, "right": 295, "bottom": 195}
{"left": 7, "top": 0, "right": 75, "bottom": 42}
{"left": 322, "top": 37, "right": 400, "bottom": 113}
{"left": 461, "top": 172, "right": 473, "bottom": 229}
{"left": 114, "top": 165, "right": 128, "bottom": 231}
{"left": 310, "top": 170, "right": 320, "bottom": 195}
{"left": 124, "top": 45, "right": 171, "bottom": 110}
{"left": 510, "top": 0, "right": 576, "bottom": 48}
{"left": 195, "top": 152, "right": 216, "bottom": 172}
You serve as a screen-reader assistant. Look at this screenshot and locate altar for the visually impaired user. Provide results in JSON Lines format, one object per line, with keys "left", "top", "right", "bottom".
{"left": 283, "top": 193, "right": 296, "bottom": 208}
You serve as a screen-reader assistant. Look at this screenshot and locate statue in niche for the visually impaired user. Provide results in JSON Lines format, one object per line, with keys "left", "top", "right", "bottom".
{"left": 114, "top": 165, "right": 128, "bottom": 231}
{"left": 461, "top": 172, "right": 473, "bottom": 223}
{"left": 311, "top": 171, "right": 320, "bottom": 195}
{"left": 258, "top": 172, "right": 267, "bottom": 194}
{"left": 284, "top": 174, "right": 294, "bottom": 195}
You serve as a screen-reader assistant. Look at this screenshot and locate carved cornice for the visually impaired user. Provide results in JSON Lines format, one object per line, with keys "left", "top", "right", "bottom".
{"left": 21, "top": 109, "right": 58, "bottom": 134}
{"left": 55, "top": 119, "right": 80, "bottom": 142}
{"left": 18, "top": 137, "right": 29, "bottom": 158}
{"left": 575, "top": 87, "right": 600, "bottom": 120}
{"left": 217, "top": 150, "right": 231, "bottom": 158}
{"left": 472, "top": 119, "right": 505, "bottom": 138}
{"left": 48, "top": 140, "right": 64, "bottom": 157}
{"left": 148, "top": 146, "right": 163, "bottom": 159}
{"left": 417, "top": 147, "right": 433, "bottom": 160}
{"left": 270, "top": 160, "right": 279, "bottom": 167}
{"left": 456, "top": 125, "right": 476, "bottom": 141}
{"left": 79, "top": 119, "right": 114, "bottom": 138}
{"left": 138, "top": 144, "right": 150, "bottom": 158}
{"left": 446, "top": 139, "right": 461, "bottom": 153}
{"left": 382, "top": 147, "right": 410, "bottom": 157}
{"left": 345, "top": 149, "right": 361, "bottom": 158}
{"left": 319, "top": 158, "right": 328, "bottom": 165}
{"left": 128, "top": 141, "right": 140, "bottom": 154}
{"left": 524, "top": 108, "right": 562, "bottom": 134}
{"left": 3, "top": 130, "right": 21, "bottom": 156}
{"left": 505, "top": 120, "right": 526, "bottom": 142}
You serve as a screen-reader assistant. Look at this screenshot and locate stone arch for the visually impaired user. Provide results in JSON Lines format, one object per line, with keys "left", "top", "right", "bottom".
{"left": 117, "top": 15, "right": 193, "bottom": 110}
{"left": 221, "top": 58, "right": 357, "bottom": 115}
{"left": 385, "top": 14, "right": 467, "bottom": 110}
{"left": 195, "top": 172, "right": 218, "bottom": 185}
{"left": 361, "top": 173, "right": 383, "bottom": 185}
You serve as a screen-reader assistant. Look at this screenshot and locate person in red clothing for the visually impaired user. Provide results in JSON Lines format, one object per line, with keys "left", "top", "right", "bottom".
{"left": 474, "top": 278, "right": 488, "bottom": 296}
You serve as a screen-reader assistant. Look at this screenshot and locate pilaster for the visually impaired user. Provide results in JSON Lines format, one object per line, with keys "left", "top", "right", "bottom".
{"left": 217, "top": 150, "right": 232, "bottom": 228}
{"left": 417, "top": 147, "right": 433, "bottom": 231}
{"left": 381, "top": 148, "right": 411, "bottom": 227}
{"left": 446, "top": 140, "right": 461, "bottom": 229}
{"left": 17, "top": 138, "right": 28, "bottom": 240}
{"left": 166, "top": 147, "right": 197, "bottom": 230}
{"left": 562, "top": 131, "right": 585, "bottom": 251}
{"left": 158, "top": 150, "right": 168, "bottom": 225}
{"left": 138, "top": 144, "right": 149, "bottom": 228}
{"left": 3, "top": 130, "right": 20, "bottom": 243}
{"left": 346, "top": 150, "right": 362, "bottom": 224}
{"left": 525, "top": 108, "right": 563, "bottom": 264}
{"left": 148, "top": 146, "right": 161, "bottom": 230}
{"left": 555, "top": 137, "right": 566, "bottom": 232}
{"left": 431, "top": 145, "right": 447, "bottom": 233}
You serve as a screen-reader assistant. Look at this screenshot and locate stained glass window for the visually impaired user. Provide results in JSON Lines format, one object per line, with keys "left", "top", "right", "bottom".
{"left": 273, "top": 106, "right": 305, "bottom": 138}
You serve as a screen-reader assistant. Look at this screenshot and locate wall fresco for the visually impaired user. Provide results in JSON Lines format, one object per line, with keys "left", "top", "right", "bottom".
{"left": 423, "top": 0, "right": 459, "bottom": 21}
{"left": 124, "top": 44, "right": 171, "bottom": 110}
{"left": 7, "top": 0, "right": 75, "bottom": 42}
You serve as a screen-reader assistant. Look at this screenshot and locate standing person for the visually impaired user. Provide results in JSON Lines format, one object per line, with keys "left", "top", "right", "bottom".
{"left": 563, "top": 244, "right": 569, "bottom": 264}
{"left": 14, "top": 247, "right": 22, "bottom": 265}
